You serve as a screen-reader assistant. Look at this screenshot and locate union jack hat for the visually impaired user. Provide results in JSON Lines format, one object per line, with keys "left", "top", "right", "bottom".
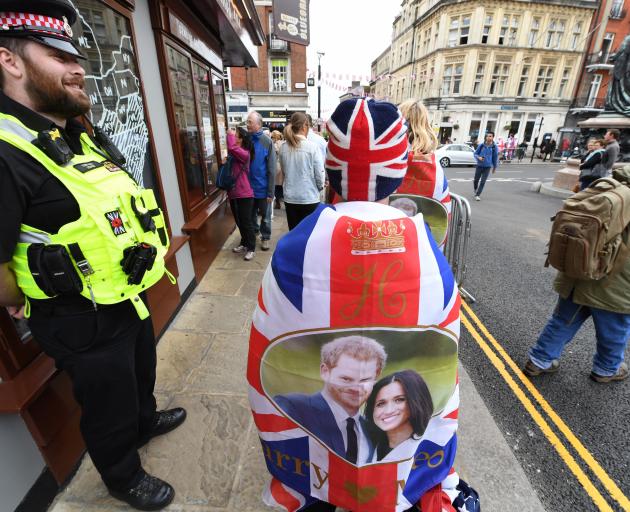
{"left": 326, "top": 98, "right": 408, "bottom": 202}
{"left": 0, "top": 0, "right": 84, "bottom": 59}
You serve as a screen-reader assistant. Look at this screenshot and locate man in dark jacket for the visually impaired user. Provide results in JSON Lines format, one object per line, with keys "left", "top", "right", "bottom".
{"left": 525, "top": 167, "right": 630, "bottom": 383}
{"left": 246, "top": 111, "right": 276, "bottom": 251}
{"left": 473, "top": 131, "right": 499, "bottom": 201}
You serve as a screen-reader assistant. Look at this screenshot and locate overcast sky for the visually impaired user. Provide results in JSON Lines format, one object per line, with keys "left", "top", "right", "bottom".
{"left": 305, "top": 1, "right": 402, "bottom": 120}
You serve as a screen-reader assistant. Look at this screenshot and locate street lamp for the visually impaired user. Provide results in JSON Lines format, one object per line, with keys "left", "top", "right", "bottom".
{"left": 317, "top": 51, "right": 325, "bottom": 130}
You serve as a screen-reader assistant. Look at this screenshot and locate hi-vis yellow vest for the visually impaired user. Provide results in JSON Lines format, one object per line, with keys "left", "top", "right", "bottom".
{"left": 1, "top": 113, "right": 173, "bottom": 319}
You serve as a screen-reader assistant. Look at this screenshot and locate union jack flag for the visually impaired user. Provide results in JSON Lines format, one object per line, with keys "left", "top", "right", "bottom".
{"left": 247, "top": 201, "right": 461, "bottom": 511}
{"left": 397, "top": 153, "right": 452, "bottom": 218}
{"left": 326, "top": 99, "right": 409, "bottom": 202}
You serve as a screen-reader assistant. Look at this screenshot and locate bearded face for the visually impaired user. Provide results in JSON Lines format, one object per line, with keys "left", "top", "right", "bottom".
{"left": 23, "top": 44, "right": 91, "bottom": 120}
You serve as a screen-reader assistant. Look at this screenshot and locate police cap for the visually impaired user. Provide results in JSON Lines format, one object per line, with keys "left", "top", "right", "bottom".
{"left": 0, "top": 0, "right": 85, "bottom": 59}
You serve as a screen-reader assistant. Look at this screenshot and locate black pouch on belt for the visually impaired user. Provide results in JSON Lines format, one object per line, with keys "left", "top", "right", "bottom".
{"left": 27, "top": 244, "right": 84, "bottom": 297}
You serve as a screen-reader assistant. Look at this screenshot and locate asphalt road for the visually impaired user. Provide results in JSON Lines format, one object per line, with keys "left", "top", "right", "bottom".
{"left": 445, "top": 162, "right": 630, "bottom": 511}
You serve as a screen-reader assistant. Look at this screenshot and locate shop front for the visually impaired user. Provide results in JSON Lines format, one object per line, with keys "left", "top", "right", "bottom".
{"left": 0, "top": 1, "right": 263, "bottom": 509}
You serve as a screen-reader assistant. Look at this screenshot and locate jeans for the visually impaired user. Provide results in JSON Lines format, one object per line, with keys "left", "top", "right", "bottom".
{"left": 529, "top": 295, "right": 630, "bottom": 376}
{"left": 252, "top": 197, "right": 272, "bottom": 240}
{"left": 473, "top": 167, "right": 491, "bottom": 196}
{"left": 230, "top": 198, "right": 256, "bottom": 251}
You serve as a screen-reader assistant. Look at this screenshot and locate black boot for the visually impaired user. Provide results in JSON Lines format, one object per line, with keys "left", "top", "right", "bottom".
{"left": 109, "top": 470, "right": 174, "bottom": 511}
{"left": 139, "top": 407, "right": 187, "bottom": 448}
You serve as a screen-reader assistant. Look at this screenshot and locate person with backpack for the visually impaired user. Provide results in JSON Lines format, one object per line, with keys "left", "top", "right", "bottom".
{"left": 227, "top": 127, "right": 257, "bottom": 261}
{"left": 473, "top": 131, "right": 499, "bottom": 201}
{"left": 525, "top": 166, "right": 630, "bottom": 383}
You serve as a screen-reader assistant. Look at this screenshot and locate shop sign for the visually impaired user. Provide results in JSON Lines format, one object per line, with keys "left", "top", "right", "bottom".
{"left": 169, "top": 13, "right": 222, "bottom": 70}
{"left": 307, "top": 77, "right": 315, "bottom": 86}
{"left": 260, "top": 110, "right": 293, "bottom": 120}
{"left": 295, "top": 82, "right": 306, "bottom": 89}
{"left": 500, "top": 105, "right": 519, "bottom": 110}
{"left": 272, "top": 0, "right": 310, "bottom": 45}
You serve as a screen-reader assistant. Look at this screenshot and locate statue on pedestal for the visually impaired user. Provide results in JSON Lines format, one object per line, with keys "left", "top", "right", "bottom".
{"left": 607, "top": 35, "right": 630, "bottom": 116}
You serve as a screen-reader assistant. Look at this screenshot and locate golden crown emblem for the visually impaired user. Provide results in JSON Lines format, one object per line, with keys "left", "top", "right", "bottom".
{"left": 347, "top": 220, "right": 406, "bottom": 255}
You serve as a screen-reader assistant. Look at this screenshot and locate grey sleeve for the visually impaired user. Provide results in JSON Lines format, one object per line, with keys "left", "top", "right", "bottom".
{"left": 265, "top": 138, "right": 276, "bottom": 197}
{"left": 606, "top": 144, "right": 619, "bottom": 169}
{"left": 313, "top": 148, "right": 325, "bottom": 191}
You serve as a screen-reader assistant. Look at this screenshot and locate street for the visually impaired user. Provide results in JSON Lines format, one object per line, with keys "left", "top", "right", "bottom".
{"left": 448, "top": 163, "right": 630, "bottom": 511}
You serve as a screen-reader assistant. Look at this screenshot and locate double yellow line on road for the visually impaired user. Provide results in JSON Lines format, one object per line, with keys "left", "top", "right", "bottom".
{"left": 460, "top": 300, "right": 630, "bottom": 512}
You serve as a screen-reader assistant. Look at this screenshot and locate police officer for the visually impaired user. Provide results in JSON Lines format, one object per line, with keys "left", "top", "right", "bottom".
{"left": 0, "top": 1, "right": 185, "bottom": 509}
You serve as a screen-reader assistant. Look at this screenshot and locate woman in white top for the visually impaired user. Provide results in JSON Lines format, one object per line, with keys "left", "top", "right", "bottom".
{"left": 364, "top": 370, "right": 434, "bottom": 463}
{"left": 279, "top": 112, "right": 325, "bottom": 230}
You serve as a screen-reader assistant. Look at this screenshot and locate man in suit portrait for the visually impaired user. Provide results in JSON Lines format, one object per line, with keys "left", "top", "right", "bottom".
{"left": 275, "top": 336, "right": 387, "bottom": 464}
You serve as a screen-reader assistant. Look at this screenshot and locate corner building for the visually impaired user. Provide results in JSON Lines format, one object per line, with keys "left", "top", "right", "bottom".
{"left": 372, "top": 0, "right": 598, "bottom": 144}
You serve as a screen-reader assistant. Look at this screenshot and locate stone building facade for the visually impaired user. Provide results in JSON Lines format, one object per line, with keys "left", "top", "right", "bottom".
{"left": 371, "top": 0, "right": 598, "bottom": 145}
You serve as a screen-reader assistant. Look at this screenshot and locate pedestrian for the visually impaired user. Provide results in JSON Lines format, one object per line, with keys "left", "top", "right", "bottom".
{"left": 398, "top": 98, "right": 452, "bottom": 245}
{"left": 0, "top": 2, "right": 185, "bottom": 509}
{"left": 525, "top": 168, "right": 630, "bottom": 383}
{"left": 279, "top": 112, "right": 325, "bottom": 230}
{"left": 246, "top": 110, "right": 276, "bottom": 251}
{"left": 473, "top": 131, "right": 499, "bottom": 201}
{"left": 517, "top": 141, "right": 527, "bottom": 162}
{"left": 228, "top": 127, "right": 257, "bottom": 261}
{"left": 270, "top": 130, "right": 284, "bottom": 209}
{"left": 248, "top": 97, "right": 475, "bottom": 512}
{"left": 506, "top": 133, "right": 516, "bottom": 161}
{"left": 576, "top": 138, "right": 606, "bottom": 191}
{"left": 542, "top": 139, "right": 556, "bottom": 162}
{"left": 604, "top": 128, "right": 621, "bottom": 176}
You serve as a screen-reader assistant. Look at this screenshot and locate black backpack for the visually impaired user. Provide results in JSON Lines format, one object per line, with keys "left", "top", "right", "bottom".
{"left": 216, "top": 155, "right": 235, "bottom": 191}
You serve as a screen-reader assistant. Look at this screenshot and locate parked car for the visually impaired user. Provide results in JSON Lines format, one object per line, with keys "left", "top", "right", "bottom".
{"left": 435, "top": 143, "right": 477, "bottom": 168}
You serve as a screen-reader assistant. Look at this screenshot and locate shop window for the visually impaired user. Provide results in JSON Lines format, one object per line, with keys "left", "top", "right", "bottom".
{"left": 193, "top": 63, "right": 218, "bottom": 190}
{"left": 73, "top": 0, "right": 162, "bottom": 196}
{"left": 212, "top": 72, "right": 228, "bottom": 162}
{"left": 271, "top": 58, "right": 289, "bottom": 92}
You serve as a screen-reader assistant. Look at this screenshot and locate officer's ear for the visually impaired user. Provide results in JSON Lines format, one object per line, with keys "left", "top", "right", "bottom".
{"left": 0, "top": 45, "right": 26, "bottom": 85}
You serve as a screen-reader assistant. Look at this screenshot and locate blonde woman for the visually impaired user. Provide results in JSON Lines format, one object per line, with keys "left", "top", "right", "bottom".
{"left": 279, "top": 112, "right": 325, "bottom": 230}
{"left": 397, "top": 99, "right": 452, "bottom": 244}
{"left": 270, "top": 130, "right": 284, "bottom": 209}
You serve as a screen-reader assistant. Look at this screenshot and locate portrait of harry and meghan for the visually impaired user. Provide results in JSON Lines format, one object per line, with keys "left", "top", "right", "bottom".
{"left": 264, "top": 332, "right": 457, "bottom": 465}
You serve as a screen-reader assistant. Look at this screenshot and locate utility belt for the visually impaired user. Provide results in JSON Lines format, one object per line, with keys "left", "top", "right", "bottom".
{"left": 27, "top": 241, "right": 158, "bottom": 309}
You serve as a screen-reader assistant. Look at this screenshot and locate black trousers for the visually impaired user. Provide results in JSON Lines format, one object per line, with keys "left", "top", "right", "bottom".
{"left": 28, "top": 299, "right": 157, "bottom": 491}
{"left": 285, "top": 202, "right": 320, "bottom": 230}
{"left": 230, "top": 197, "right": 256, "bottom": 251}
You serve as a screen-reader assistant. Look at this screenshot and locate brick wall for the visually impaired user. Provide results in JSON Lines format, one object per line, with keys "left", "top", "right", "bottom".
{"left": 230, "top": 4, "right": 307, "bottom": 93}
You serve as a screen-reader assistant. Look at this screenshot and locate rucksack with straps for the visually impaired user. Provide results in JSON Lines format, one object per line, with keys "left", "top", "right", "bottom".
{"left": 216, "top": 155, "right": 235, "bottom": 191}
{"left": 545, "top": 177, "right": 630, "bottom": 280}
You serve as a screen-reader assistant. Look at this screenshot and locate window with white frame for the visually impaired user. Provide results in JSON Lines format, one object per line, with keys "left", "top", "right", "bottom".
{"left": 441, "top": 63, "right": 463, "bottom": 95}
{"left": 481, "top": 13, "right": 493, "bottom": 44}
{"left": 473, "top": 59, "right": 486, "bottom": 95}
{"left": 529, "top": 17, "right": 540, "bottom": 47}
{"left": 586, "top": 74, "right": 602, "bottom": 107}
{"left": 271, "top": 58, "right": 288, "bottom": 92}
{"left": 442, "top": 65, "right": 452, "bottom": 95}
{"left": 498, "top": 14, "right": 519, "bottom": 46}
{"left": 422, "top": 28, "right": 431, "bottom": 54}
{"left": 448, "top": 15, "right": 471, "bottom": 47}
{"left": 517, "top": 65, "right": 530, "bottom": 96}
{"left": 570, "top": 21, "right": 582, "bottom": 50}
{"left": 434, "top": 21, "right": 440, "bottom": 49}
{"left": 558, "top": 67, "right": 571, "bottom": 98}
{"left": 545, "top": 19, "right": 565, "bottom": 49}
{"left": 533, "top": 65, "right": 554, "bottom": 97}
{"left": 489, "top": 63, "right": 510, "bottom": 95}
{"left": 610, "top": 0, "right": 624, "bottom": 18}
{"left": 601, "top": 33, "right": 615, "bottom": 62}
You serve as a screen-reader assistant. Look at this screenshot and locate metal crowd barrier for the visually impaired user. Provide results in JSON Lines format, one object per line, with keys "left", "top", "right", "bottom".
{"left": 444, "top": 193, "right": 475, "bottom": 303}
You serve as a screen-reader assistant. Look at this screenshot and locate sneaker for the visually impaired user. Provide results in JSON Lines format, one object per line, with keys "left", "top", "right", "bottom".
{"left": 523, "top": 359, "right": 560, "bottom": 377}
{"left": 261, "top": 239, "right": 271, "bottom": 251}
{"left": 232, "top": 245, "right": 246, "bottom": 253}
{"left": 474, "top": 195, "right": 481, "bottom": 201}
{"left": 244, "top": 251, "right": 255, "bottom": 261}
{"left": 590, "top": 362, "right": 629, "bottom": 383}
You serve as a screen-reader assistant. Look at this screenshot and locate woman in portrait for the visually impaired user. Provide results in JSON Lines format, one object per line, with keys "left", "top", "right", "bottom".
{"left": 364, "top": 370, "right": 434, "bottom": 463}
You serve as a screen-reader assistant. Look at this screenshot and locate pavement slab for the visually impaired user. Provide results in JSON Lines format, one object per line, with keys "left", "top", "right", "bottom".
{"left": 50, "top": 208, "right": 546, "bottom": 512}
